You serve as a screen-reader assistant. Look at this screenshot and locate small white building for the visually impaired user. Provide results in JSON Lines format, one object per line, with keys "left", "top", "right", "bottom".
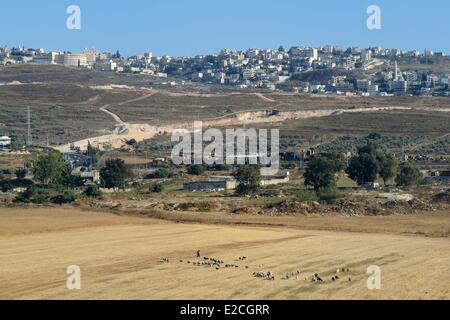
{"left": 0, "top": 136, "right": 12, "bottom": 150}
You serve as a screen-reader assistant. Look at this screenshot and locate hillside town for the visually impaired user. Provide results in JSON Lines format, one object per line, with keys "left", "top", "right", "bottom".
{"left": 1, "top": 45, "right": 449, "bottom": 96}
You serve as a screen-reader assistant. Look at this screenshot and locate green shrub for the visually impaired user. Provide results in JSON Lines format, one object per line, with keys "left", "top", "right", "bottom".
{"left": 148, "top": 168, "right": 171, "bottom": 179}
{"left": 150, "top": 184, "right": 164, "bottom": 193}
{"left": 1, "top": 182, "right": 14, "bottom": 193}
{"left": 84, "top": 186, "right": 102, "bottom": 197}
{"left": 27, "top": 188, "right": 51, "bottom": 204}
{"left": 419, "top": 177, "right": 435, "bottom": 186}
{"left": 51, "top": 191, "right": 76, "bottom": 205}
{"left": 15, "top": 168, "right": 27, "bottom": 179}
{"left": 296, "top": 190, "right": 319, "bottom": 202}
{"left": 14, "top": 185, "right": 75, "bottom": 204}
{"left": 316, "top": 187, "right": 344, "bottom": 202}
{"left": 210, "top": 164, "right": 231, "bottom": 171}
{"left": 396, "top": 163, "right": 422, "bottom": 187}
{"left": 187, "top": 164, "right": 206, "bottom": 176}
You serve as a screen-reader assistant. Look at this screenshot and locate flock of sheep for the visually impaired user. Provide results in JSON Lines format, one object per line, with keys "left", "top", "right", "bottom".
{"left": 160, "top": 253, "right": 353, "bottom": 283}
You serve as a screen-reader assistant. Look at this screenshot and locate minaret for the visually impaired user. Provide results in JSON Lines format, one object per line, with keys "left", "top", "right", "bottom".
{"left": 394, "top": 60, "right": 398, "bottom": 80}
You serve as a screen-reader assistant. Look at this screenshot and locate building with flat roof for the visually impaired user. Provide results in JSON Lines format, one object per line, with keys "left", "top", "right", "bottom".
{"left": 0, "top": 136, "right": 12, "bottom": 150}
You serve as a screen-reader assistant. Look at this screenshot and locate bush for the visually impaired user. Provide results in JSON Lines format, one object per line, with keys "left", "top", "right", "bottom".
{"left": 419, "top": 177, "right": 435, "bottom": 186}
{"left": 1, "top": 168, "right": 12, "bottom": 175}
{"left": 187, "top": 164, "right": 206, "bottom": 176}
{"left": 51, "top": 191, "right": 76, "bottom": 205}
{"left": 316, "top": 187, "right": 344, "bottom": 202}
{"left": 296, "top": 190, "right": 319, "bottom": 202}
{"left": 210, "top": 164, "right": 232, "bottom": 171}
{"left": 23, "top": 187, "right": 51, "bottom": 204}
{"left": 1, "top": 182, "right": 14, "bottom": 193}
{"left": 148, "top": 168, "right": 171, "bottom": 179}
{"left": 84, "top": 186, "right": 102, "bottom": 197}
{"left": 396, "top": 163, "right": 422, "bottom": 187}
{"left": 15, "top": 168, "right": 27, "bottom": 180}
{"left": 14, "top": 186, "right": 75, "bottom": 204}
{"left": 150, "top": 184, "right": 165, "bottom": 193}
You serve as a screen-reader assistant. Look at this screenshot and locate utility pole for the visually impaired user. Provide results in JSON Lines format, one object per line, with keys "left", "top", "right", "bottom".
{"left": 27, "top": 106, "right": 32, "bottom": 146}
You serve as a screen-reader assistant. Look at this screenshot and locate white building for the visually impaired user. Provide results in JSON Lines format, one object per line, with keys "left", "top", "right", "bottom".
{"left": 361, "top": 49, "right": 372, "bottom": 64}
{"left": 0, "top": 136, "right": 12, "bottom": 150}
{"left": 63, "top": 53, "right": 88, "bottom": 67}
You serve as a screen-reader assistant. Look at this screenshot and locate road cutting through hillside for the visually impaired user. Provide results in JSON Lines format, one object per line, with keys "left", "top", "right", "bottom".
{"left": 54, "top": 89, "right": 450, "bottom": 152}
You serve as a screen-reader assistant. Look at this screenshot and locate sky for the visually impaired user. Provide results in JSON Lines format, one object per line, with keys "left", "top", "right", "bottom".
{"left": 1, "top": 0, "right": 449, "bottom": 57}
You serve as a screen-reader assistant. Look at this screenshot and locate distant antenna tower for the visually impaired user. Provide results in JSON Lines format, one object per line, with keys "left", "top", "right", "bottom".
{"left": 27, "top": 106, "right": 32, "bottom": 146}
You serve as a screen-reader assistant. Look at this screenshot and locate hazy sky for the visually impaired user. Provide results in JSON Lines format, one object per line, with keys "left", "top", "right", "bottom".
{"left": 1, "top": 0, "right": 449, "bottom": 56}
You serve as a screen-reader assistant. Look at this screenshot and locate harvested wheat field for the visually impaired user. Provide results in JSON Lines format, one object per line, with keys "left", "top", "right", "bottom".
{"left": 0, "top": 207, "right": 449, "bottom": 300}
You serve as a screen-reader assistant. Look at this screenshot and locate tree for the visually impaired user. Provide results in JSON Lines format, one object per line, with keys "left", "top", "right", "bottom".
{"left": 235, "top": 165, "right": 261, "bottom": 196}
{"left": 304, "top": 155, "right": 337, "bottom": 191}
{"left": 100, "top": 159, "right": 131, "bottom": 190}
{"left": 396, "top": 163, "right": 421, "bottom": 187}
{"left": 15, "top": 168, "right": 27, "bottom": 180}
{"left": 323, "top": 152, "right": 347, "bottom": 172}
{"left": 87, "top": 142, "right": 102, "bottom": 167}
{"left": 378, "top": 154, "right": 399, "bottom": 186}
{"left": 32, "top": 151, "right": 72, "bottom": 185}
{"left": 187, "top": 164, "right": 206, "bottom": 176}
{"left": 347, "top": 141, "right": 380, "bottom": 185}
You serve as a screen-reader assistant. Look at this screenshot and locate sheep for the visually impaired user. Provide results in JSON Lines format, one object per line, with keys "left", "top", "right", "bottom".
{"left": 253, "top": 272, "right": 266, "bottom": 278}
{"left": 312, "top": 273, "right": 323, "bottom": 282}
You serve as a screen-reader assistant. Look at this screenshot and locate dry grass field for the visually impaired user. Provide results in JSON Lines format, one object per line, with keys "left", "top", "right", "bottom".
{"left": 0, "top": 207, "right": 449, "bottom": 300}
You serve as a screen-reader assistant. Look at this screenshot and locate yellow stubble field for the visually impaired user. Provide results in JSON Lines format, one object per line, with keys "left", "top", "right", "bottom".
{"left": 0, "top": 207, "right": 449, "bottom": 300}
